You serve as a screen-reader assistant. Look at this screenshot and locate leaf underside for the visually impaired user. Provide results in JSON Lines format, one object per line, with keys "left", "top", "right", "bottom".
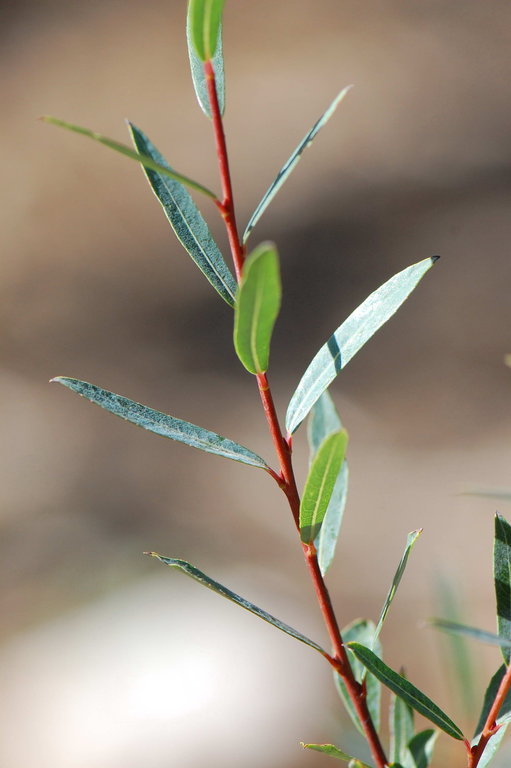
{"left": 429, "top": 618, "right": 511, "bottom": 648}
{"left": 335, "top": 619, "right": 381, "bottom": 735}
{"left": 285, "top": 256, "right": 438, "bottom": 435}
{"left": 348, "top": 643, "right": 464, "bottom": 741}
{"left": 390, "top": 686, "right": 414, "bottom": 765}
{"left": 187, "top": 14, "right": 224, "bottom": 116}
{"left": 148, "top": 553, "right": 327, "bottom": 657}
{"left": 243, "top": 86, "right": 352, "bottom": 243}
{"left": 405, "top": 729, "right": 438, "bottom": 768}
{"left": 301, "top": 743, "right": 371, "bottom": 766}
{"left": 129, "top": 123, "right": 236, "bottom": 306}
{"left": 52, "top": 377, "right": 269, "bottom": 470}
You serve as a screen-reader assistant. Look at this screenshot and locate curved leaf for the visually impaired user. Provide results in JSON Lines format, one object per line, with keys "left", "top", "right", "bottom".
{"left": 301, "top": 744, "right": 371, "bottom": 766}
{"left": 52, "top": 377, "right": 269, "bottom": 470}
{"left": 129, "top": 123, "right": 236, "bottom": 306}
{"left": 494, "top": 513, "right": 511, "bottom": 663}
{"left": 147, "top": 554, "right": 327, "bottom": 657}
{"left": 335, "top": 619, "right": 381, "bottom": 735}
{"left": 308, "top": 392, "right": 349, "bottom": 575}
{"left": 405, "top": 730, "right": 438, "bottom": 768}
{"left": 243, "top": 86, "right": 352, "bottom": 243}
{"left": 373, "top": 529, "right": 422, "bottom": 646}
{"left": 300, "top": 430, "right": 348, "bottom": 543}
{"left": 348, "top": 643, "right": 464, "bottom": 741}
{"left": 233, "top": 243, "right": 281, "bottom": 374}
{"left": 286, "top": 256, "right": 438, "bottom": 435}
{"left": 187, "top": 13, "right": 224, "bottom": 117}
{"left": 188, "top": 0, "right": 225, "bottom": 61}
{"left": 41, "top": 116, "right": 217, "bottom": 199}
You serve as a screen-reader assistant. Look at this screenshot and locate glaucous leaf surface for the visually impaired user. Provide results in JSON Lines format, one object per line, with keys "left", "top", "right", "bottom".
{"left": 301, "top": 744, "right": 371, "bottom": 766}
{"left": 494, "top": 513, "right": 511, "bottom": 663}
{"left": 473, "top": 725, "right": 509, "bottom": 768}
{"left": 53, "top": 377, "right": 269, "bottom": 470}
{"left": 428, "top": 618, "right": 511, "bottom": 648}
{"left": 187, "top": 12, "right": 224, "bottom": 116}
{"left": 348, "top": 643, "right": 464, "bottom": 741}
{"left": 187, "top": 0, "right": 225, "bottom": 61}
{"left": 373, "top": 529, "right": 422, "bottom": 646}
{"left": 300, "top": 430, "right": 348, "bottom": 543}
{"left": 390, "top": 688, "right": 414, "bottom": 766}
{"left": 233, "top": 243, "right": 281, "bottom": 374}
{"left": 147, "top": 554, "right": 327, "bottom": 657}
{"left": 404, "top": 730, "right": 438, "bottom": 768}
{"left": 308, "top": 391, "right": 349, "bottom": 575}
{"left": 129, "top": 123, "right": 236, "bottom": 307}
{"left": 285, "top": 256, "right": 438, "bottom": 435}
{"left": 42, "top": 116, "right": 217, "bottom": 199}
{"left": 243, "top": 86, "right": 352, "bottom": 243}
{"left": 335, "top": 619, "right": 381, "bottom": 735}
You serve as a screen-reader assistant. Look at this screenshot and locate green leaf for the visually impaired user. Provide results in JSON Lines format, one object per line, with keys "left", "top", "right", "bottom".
{"left": 494, "top": 513, "right": 511, "bottom": 663}
{"left": 347, "top": 643, "right": 464, "bottom": 741}
{"left": 187, "top": 0, "right": 225, "bottom": 61}
{"left": 147, "top": 554, "right": 328, "bottom": 657}
{"left": 243, "top": 86, "right": 352, "bottom": 243}
{"left": 428, "top": 618, "right": 511, "bottom": 648}
{"left": 405, "top": 730, "right": 438, "bottom": 768}
{"left": 300, "top": 430, "right": 348, "bottom": 543}
{"left": 308, "top": 392, "right": 349, "bottom": 575}
{"left": 373, "top": 530, "right": 422, "bottom": 645}
{"left": 335, "top": 619, "right": 381, "bottom": 735}
{"left": 187, "top": 11, "right": 224, "bottom": 117}
{"left": 233, "top": 243, "right": 281, "bottom": 374}
{"left": 41, "top": 116, "right": 217, "bottom": 199}
{"left": 472, "top": 665, "right": 511, "bottom": 766}
{"left": 285, "top": 256, "right": 438, "bottom": 435}
{"left": 129, "top": 123, "right": 236, "bottom": 307}
{"left": 301, "top": 743, "right": 371, "bottom": 766}
{"left": 390, "top": 687, "right": 414, "bottom": 766}
{"left": 52, "top": 377, "right": 269, "bottom": 470}
{"left": 473, "top": 665, "right": 511, "bottom": 739}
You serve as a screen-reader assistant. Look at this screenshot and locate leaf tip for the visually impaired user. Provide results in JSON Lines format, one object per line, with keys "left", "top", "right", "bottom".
{"left": 431, "top": 254, "right": 441, "bottom": 264}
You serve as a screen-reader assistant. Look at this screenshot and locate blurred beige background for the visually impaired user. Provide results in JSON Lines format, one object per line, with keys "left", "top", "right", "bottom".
{"left": 2, "top": 0, "right": 511, "bottom": 766}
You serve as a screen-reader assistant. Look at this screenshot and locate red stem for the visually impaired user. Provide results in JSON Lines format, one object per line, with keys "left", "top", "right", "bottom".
{"left": 204, "top": 59, "right": 389, "bottom": 768}
{"left": 467, "top": 661, "right": 511, "bottom": 767}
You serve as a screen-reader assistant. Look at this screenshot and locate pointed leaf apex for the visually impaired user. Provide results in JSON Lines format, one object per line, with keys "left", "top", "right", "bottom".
{"left": 431, "top": 254, "right": 441, "bottom": 263}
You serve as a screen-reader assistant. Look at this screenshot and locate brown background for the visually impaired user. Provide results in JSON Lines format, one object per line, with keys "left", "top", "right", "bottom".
{"left": 2, "top": 1, "right": 511, "bottom": 766}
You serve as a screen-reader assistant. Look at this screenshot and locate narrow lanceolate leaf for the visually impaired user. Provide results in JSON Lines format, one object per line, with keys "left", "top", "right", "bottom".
{"left": 335, "top": 619, "right": 382, "bottom": 735}
{"left": 41, "top": 116, "right": 217, "bottom": 199}
{"left": 188, "top": 0, "right": 225, "bottom": 61}
{"left": 405, "top": 730, "right": 438, "bottom": 768}
{"left": 390, "top": 687, "right": 414, "bottom": 766}
{"left": 473, "top": 665, "right": 511, "bottom": 740}
{"left": 233, "top": 243, "right": 281, "bottom": 374}
{"left": 147, "top": 554, "right": 327, "bottom": 657}
{"left": 494, "top": 513, "right": 511, "bottom": 663}
{"left": 348, "top": 643, "right": 464, "bottom": 741}
{"left": 301, "top": 744, "right": 371, "bottom": 767}
{"left": 52, "top": 378, "right": 269, "bottom": 470}
{"left": 428, "top": 618, "right": 511, "bottom": 649}
{"left": 472, "top": 665, "right": 511, "bottom": 767}
{"left": 243, "top": 86, "right": 351, "bottom": 244}
{"left": 187, "top": 11, "right": 224, "bottom": 117}
{"left": 300, "top": 430, "right": 348, "bottom": 543}
{"left": 373, "top": 530, "right": 422, "bottom": 646}
{"left": 129, "top": 123, "right": 236, "bottom": 307}
{"left": 286, "top": 256, "right": 438, "bottom": 435}
{"left": 308, "top": 392, "right": 349, "bottom": 575}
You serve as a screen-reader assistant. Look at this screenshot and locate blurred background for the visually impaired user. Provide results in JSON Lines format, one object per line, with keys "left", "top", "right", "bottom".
{"left": 2, "top": 0, "right": 511, "bottom": 765}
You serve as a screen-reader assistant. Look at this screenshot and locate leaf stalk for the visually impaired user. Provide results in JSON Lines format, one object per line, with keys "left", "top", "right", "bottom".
{"left": 468, "top": 661, "right": 511, "bottom": 767}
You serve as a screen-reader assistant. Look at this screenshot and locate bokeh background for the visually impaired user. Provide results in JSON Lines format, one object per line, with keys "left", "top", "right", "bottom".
{"left": 2, "top": 0, "right": 511, "bottom": 766}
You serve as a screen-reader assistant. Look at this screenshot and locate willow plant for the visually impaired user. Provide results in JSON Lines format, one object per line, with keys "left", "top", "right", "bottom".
{"left": 44, "top": 2, "right": 511, "bottom": 766}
